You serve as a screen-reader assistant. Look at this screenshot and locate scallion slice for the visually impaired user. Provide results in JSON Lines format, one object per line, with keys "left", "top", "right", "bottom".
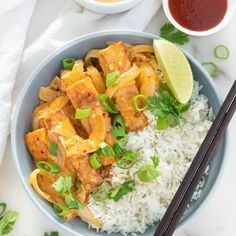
{"left": 202, "top": 62, "right": 219, "bottom": 77}
{"left": 99, "top": 142, "right": 114, "bottom": 156}
{"left": 53, "top": 203, "right": 69, "bottom": 217}
{"left": 92, "top": 185, "right": 108, "bottom": 202}
{"left": 132, "top": 94, "right": 147, "bottom": 112}
{"left": 89, "top": 153, "right": 102, "bottom": 169}
{"left": 37, "top": 161, "right": 60, "bottom": 174}
{"left": 113, "top": 114, "right": 125, "bottom": 129}
{"left": 106, "top": 71, "right": 120, "bottom": 88}
{"left": 136, "top": 165, "right": 159, "bottom": 182}
{"left": 116, "top": 151, "right": 139, "bottom": 169}
{"left": 98, "top": 94, "right": 118, "bottom": 114}
{"left": 75, "top": 108, "right": 91, "bottom": 119}
{"left": 49, "top": 142, "right": 58, "bottom": 156}
{"left": 63, "top": 58, "right": 75, "bottom": 69}
{"left": 214, "top": 45, "right": 229, "bottom": 60}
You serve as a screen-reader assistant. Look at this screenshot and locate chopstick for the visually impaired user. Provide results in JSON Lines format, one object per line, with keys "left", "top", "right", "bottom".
{"left": 154, "top": 80, "right": 236, "bottom": 236}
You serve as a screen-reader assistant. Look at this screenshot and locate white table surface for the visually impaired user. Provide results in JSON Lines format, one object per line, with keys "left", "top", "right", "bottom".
{"left": 0, "top": 5, "right": 236, "bottom": 236}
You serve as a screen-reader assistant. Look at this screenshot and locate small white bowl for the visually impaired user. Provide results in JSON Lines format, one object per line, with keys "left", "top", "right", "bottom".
{"left": 163, "top": 0, "right": 236, "bottom": 36}
{"left": 76, "top": 0, "right": 143, "bottom": 14}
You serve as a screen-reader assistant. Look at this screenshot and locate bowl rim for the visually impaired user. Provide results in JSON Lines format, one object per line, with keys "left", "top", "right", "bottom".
{"left": 11, "top": 30, "right": 229, "bottom": 236}
{"left": 76, "top": 0, "right": 144, "bottom": 14}
{"left": 162, "top": 0, "right": 236, "bottom": 36}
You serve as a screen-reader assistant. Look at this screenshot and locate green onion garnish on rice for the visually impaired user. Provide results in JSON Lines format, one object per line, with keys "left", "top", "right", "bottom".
{"left": 92, "top": 185, "right": 108, "bottom": 202}
{"left": 136, "top": 165, "right": 159, "bottom": 183}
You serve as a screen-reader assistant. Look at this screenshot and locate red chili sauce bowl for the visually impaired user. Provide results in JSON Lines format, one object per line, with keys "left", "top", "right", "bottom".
{"left": 163, "top": 0, "right": 235, "bottom": 36}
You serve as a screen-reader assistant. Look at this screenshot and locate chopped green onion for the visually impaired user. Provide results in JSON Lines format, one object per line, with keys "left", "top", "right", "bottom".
{"left": 202, "top": 62, "right": 219, "bottom": 77}
{"left": 53, "top": 203, "right": 69, "bottom": 217}
{"left": 0, "top": 203, "right": 6, "bottom": 217}
{"left": 75, "top": 108, "right": 91, "bottom": 119}
{"left": 151, "top": 155, "right": 160, "bottom": 168}
{"left": 92, "top": 185, "right": 108, "bottom": 202}
{"left": 214, "top": 45, "right": 229, "bottom": 60}
{"left": 117, "top": 151, "right": 139, "bottom": 169}
{"left": 132, "top": 94, "right": 147, "bottom": 111}
{"left": 136, "top": 165, "right": 159, "bottom": 182}
{"left": 37, "top": 161, "right": 60, "bottom": 174}
{"left": 98, "top": 94, "right": 118, "bottom": 114}
{"left": 90, "top": 153, "right": 102, "bottom": 169}
{"left": 99, "top": 142, "right": 114, "bottom": 156}
{"left": 65, "top": 193, "right": 83, "bottom": 209}
{"left": 63, "top": 58, "right": 75, "bottom": 69}
{"left": 49, "top": 142, "right": 59, "bottom": 156}
{"left": 156, "top": 117, "right": 168, "bottom": 130}
{"left": 106, "top": 71, "right": 120, "bottom": 88}
{"left": 44, "top": 232, "right": 59, "bottom": 236}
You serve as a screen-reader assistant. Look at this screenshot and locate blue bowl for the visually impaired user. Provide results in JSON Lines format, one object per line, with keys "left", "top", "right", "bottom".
{"left": 11, "top": 31, "right": 228, "bottom": 236}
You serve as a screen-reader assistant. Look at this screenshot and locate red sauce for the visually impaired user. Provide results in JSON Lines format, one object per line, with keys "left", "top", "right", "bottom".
{"left": 168, "top": 0, "right": 228, "bottom": 31}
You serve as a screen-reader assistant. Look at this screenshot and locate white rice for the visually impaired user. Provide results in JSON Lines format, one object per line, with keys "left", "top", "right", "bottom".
{"left": 88, "top": 82, "right": 213, "bottom": 235}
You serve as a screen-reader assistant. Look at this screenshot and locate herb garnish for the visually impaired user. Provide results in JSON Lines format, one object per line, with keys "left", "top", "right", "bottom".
{"left": 52, "top": 175, "right": 83, "bottom": 214}
{"left": 147, "top": 83, "right": 191, "bottom": 130}
{"left": 44, "top": 231, "right": 59, "bottom": 236}
{"left": 108, "top": 180, "right": 135, "bottom": 202}
{"left": 49, "top": 142, "right": 59, "bottom": 156}
{"left": 0, "top": 203, "right": 19, "bottom": 236}
{"left": 160, "top": 23, "right": 189, "bottom": 45}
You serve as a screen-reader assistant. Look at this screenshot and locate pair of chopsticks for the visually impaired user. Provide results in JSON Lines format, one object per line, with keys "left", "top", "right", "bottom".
{"left": 155, "top": 80, "right": 236, "bottom": 236}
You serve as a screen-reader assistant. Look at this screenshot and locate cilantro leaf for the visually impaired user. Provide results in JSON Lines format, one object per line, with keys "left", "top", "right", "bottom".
{"left": 108, "top": 180, "right": 135, "bottom": 202}
{"left": 52, "top": 176, "right": 73, "bottom": 196}
{"left": 151, "top": 155, "right": 160, "bottom": 168}
{"left": 0, "top": 210, "right": 19, "bottom": 236}
{"left": 147, "top": 83, "right": 191, "bottom": 130}
{"left": 160, "top": 23, "right": 189, "bottom": 45}
{"left": 65, "top": 193, "right": 83, "bottom": 210}
{"left": 44, "top": 232, "right": 59, "bottom": 236}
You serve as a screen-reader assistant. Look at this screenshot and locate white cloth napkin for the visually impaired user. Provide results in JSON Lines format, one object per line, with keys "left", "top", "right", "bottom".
{"left": 0, "top": 0, "right": 162, "bottom": 164}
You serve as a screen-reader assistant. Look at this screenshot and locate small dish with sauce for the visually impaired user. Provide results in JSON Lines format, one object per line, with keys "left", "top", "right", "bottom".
{"left": 163, "top": 0, "right": 236, "bottom": 36}
{"left": 76, "top": 0, "right": 144, "bottom": 14}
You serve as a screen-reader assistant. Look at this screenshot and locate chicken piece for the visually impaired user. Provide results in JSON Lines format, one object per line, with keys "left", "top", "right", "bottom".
{"left": 136, "top": 64, "right": 160, "bottom": 96}
{"left": 66, "top": 77, "right": 98, "bottom": 109}
{"left": 44, "top": 109, "right": 77, "bottom": 138}
{"left": 32, "top": 95, "right": 69, "bottom": 130}
{"left": 98, "top": 42, "right": 131, "bottom": 75}
{"left": 60, "top": 60, "right": 86, "bottom": 91}
{"left": 71, "top": 155, "right": 102, "bottom": 193}
{"left": 115, "top": 83, "right": 148, "bottom": 131}
{"left": 44, "top": 109, "right": 106, "bottom": 156}
{"left": 24, "top": 128, "right": 56, "bottom": 163}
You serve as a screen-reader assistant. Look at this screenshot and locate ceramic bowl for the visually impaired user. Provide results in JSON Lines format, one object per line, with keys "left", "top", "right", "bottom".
{"left": 75, "top": 0, "right": 143, "bottom": 14}
{"left": 11, "top": 31, "right": 228, "bottom": 236}
{"left": 162, "top": 0, "right": 236, "bottom": 36}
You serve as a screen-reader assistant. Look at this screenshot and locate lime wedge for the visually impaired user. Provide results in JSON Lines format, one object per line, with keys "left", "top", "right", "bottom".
{"left": 153, "top": 39, "right": 193, "bottom": 104}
